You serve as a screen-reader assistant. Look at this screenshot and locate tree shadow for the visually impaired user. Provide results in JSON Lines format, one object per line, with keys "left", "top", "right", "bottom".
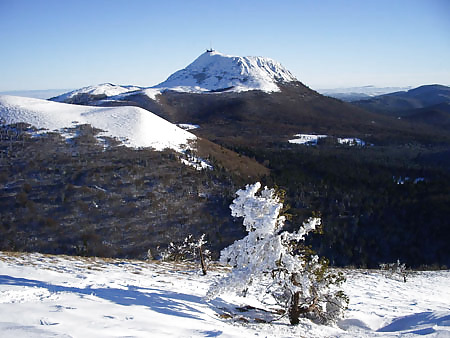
{"left": 0, "top": 275, "right": 204, "bottom": 320}
{"left": 377, "top": 311, "right": 450, "bottom": 334}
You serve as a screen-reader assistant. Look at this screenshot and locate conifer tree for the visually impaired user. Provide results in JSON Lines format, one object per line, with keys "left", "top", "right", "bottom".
{"left": 207, "top": 182, "right": 348, "bottom": 325}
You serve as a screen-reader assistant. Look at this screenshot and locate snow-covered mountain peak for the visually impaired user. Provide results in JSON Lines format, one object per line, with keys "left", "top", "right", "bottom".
{"left": 52, "top": 83, "right": 142, "bottom": 102}
{"left": 154, "top": 50, "right": 297, "bottom": 93}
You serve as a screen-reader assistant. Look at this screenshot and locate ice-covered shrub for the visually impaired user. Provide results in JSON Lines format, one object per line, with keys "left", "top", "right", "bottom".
{"left": 380, "top": 260, "right": 408, "bottom": 282}
{"left": 207, "top": 182, "right": 348, "bottom": 325}
{"left": 159, "top": 233, "right": 210, "bottom": 275}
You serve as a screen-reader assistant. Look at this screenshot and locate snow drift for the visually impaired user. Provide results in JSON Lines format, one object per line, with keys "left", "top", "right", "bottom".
{"left": 0, "top": 95, "right": 196, "bottom": 151}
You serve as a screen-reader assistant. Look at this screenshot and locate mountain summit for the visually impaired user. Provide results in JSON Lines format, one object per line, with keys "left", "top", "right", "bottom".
{"left": 51, "top": 51, "right": 297, "bottom": 103}
{"left": 154, "top": 50, "right": 297, "bottom": 93}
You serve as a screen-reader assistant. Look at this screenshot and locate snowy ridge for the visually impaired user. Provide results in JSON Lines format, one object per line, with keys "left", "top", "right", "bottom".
{"left": 51, "top": 83, "right": 142, "bottom": 102}
{"left": 154, "top": 50, "right": 297, "bottom": 93}
{"left": 0, "top": 95, "right": 195, "bottom": 152}
{"left": 0, "top": 251, "right": 449, "bottom": 337}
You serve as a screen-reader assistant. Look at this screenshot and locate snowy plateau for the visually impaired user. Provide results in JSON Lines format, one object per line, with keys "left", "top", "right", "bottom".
{"left": 0, "top": 95, "right": 195, "bottom": 152}
{"left": 0, "top": 251, "right": 449, "bottom": 338}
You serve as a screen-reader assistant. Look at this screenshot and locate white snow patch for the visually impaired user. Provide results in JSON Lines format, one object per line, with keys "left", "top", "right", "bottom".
{"left": 154, "top": 50, "right": 297, "bottom": 93}
{"left": 0, "top": 95, "right": 196, "bottom": 152}
{"left": 337, "top": 137, "right": 366, "bottom": 146}
{"left": 289, "top": 133, "right": 369, "bottom": 147}
{"left": 180, "top": 151, "right": 212, "bottom": 171}
{"left": 177, "top": 123, "right": 200, "bottom": 130}
{"left": 393, "top": 176, "right": 426, "bottom": 185}
{"left": 141, "top": 88, "right": 163, "bottom": 100}
{"left": 289, "top": 134, "right": 327, "bottom": 145}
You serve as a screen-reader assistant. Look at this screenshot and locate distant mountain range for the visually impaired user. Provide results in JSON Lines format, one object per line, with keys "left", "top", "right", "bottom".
{"left": 352, "top": 84, "right": 450, "bottom": 130}
{"left": 318, "top": 86, "right": 413, "bottom": 102}
{"left": 50, "top": 51, "right": 449, "bottom": 147}
{"left": 0, "top": 88, "right": 74, "bottom": 100}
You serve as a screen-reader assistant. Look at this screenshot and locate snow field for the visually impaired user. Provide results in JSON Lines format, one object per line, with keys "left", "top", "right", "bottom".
{"left": 0, "top": 94, "right": 196, "bottom": 152}
{"left": 0, "top": 252, "right": 449, "bottom": 337}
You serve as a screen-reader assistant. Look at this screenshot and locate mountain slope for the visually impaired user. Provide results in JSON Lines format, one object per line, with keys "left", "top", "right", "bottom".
{"left": 0, "top": 95, "right": 195, "bottom": 151}
{"left": 403, "top": 102, "right": 450, "bottom": 130}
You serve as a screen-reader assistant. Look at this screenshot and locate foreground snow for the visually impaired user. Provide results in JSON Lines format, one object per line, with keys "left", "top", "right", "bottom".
{"left": 0, "top": 252, "right": 449, "bottom": 337}
{"left": 0, "top": 95, "right": 195, "bottom": 152}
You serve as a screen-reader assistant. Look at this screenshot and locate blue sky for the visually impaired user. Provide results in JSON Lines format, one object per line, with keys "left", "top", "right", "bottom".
{"left": 1, "top": 0, "right": 449, "bottom": 91}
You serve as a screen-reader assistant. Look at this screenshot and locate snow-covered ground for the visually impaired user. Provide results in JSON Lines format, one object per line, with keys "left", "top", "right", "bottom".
{"left": 0, "top": 95, "right": 196, "bottom": 152}
{"left": 0, "top": 251, "right": 449, "bottom": 338}
{"left": 288, "top": 133, "right": 328, "bottom": 145}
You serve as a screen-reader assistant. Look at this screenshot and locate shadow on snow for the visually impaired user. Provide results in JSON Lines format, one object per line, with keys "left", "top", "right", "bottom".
{"left": 0, "top": 274, "right": 205, "bottom": 320}
{"left": 378, "top": 311, "right": 450, "bottom": 335}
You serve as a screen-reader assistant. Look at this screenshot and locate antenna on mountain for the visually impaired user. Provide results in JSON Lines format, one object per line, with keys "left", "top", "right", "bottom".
{"left": 206, "top": 41, "right": 214, "bottom": 53}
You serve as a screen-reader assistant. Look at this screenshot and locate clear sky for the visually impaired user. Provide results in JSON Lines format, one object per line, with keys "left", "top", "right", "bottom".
{"left": 1, "top": 0, "right": 449, "bottom": 91}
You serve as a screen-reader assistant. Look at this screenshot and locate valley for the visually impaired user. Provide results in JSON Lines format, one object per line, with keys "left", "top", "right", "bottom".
{"left": 1, "top": 50, "right": 449, "bottom": 269}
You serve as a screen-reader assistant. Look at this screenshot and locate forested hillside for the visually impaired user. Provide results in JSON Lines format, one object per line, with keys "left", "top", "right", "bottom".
{"left": 0, "top": 123, "right": 250, "bottom": 259}
{"left": 236, "top": 142, "right": 450, "bottom": 268}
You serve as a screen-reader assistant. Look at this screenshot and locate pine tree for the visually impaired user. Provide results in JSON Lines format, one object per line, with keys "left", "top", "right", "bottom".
{"left": 207, "top": 182, "right": 348, "bottom": 325}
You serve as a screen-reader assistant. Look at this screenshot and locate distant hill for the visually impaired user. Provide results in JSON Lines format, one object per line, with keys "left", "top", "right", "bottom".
{"left": 354, "top": 84, "right": 450, "bottom": 114}
{"left": 318, "top": 86, "right": 412, "bottom": 102}
{"left": 352, "top": 85, "right": 450, "bottom": 132}
{"left": 402, "top": 102, "right": 450, "bottom": 129}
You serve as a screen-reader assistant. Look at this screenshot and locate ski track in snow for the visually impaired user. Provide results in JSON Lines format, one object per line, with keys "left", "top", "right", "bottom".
{"left": 0, "top": 252, "right": 449, "bottom": 338}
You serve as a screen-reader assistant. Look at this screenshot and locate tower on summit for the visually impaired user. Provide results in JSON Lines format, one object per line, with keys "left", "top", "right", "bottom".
{"left": 206, "top": 41, "right": 214, "bottom": 53}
